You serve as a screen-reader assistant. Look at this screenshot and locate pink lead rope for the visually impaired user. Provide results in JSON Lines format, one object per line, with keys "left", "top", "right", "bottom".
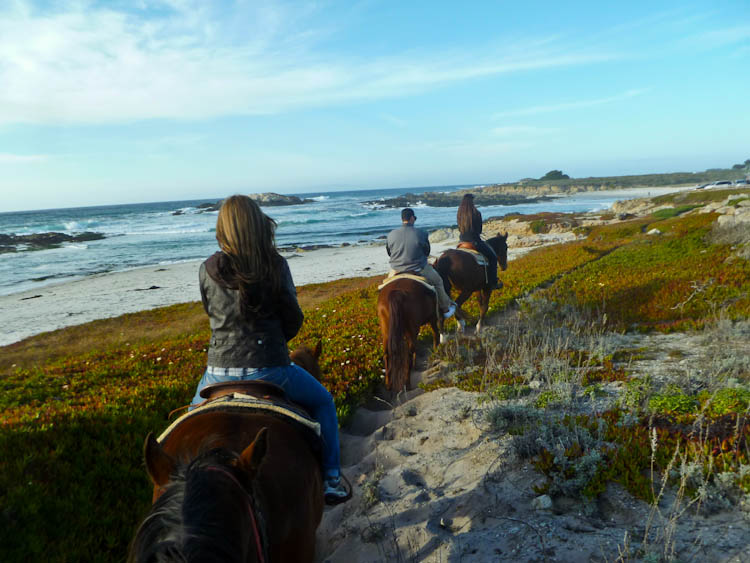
{"left": 205, "top": 466, "right": 265, "bottom": 563}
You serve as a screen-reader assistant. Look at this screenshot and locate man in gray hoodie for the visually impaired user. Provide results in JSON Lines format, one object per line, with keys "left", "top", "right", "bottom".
{"left": 386, "top": 208, "right": 456, "bottom": 318}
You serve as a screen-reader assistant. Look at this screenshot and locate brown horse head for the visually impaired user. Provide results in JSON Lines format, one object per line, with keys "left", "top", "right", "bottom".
{"left": 131, "top": 411, "right": 323, "bottom": 562}
{"left": 487, "top": 232, "right": 509, "bottom": 271}
{"left": 376, "top": 278, "right": 440, "bottom": 393}
{"left": 290, "top": 341, "right": 323, "bottom": 381}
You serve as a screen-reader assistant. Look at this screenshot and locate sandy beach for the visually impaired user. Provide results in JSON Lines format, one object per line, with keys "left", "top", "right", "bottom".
{"left": 0, "top": 228, "right": 571, "bottom": 347}
{"left": 0, "top": 239, "right": 469, "bottom": 347}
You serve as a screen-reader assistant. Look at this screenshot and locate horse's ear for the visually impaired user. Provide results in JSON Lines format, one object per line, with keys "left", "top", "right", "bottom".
{"left": 503, "top": 231, "right": 508, "bottom": 240}
{"left": 313, "top": 340, "right": 322, "bottom": 360}
{"left": 144, "top": 432, "right": 176, "bottom": 487}
{"left": 237, "top": 427, "right": 269, "bottom": 479}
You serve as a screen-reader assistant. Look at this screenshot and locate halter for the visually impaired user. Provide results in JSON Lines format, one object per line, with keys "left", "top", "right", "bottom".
{"left": 204, "top": 465, "right": 266, "bottom": 563}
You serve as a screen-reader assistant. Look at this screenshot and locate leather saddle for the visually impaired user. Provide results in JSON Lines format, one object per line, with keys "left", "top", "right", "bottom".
{"left": 457, "top": 241, "right": 476, "bottom": 251}
{"left": 196, "top": 380, "right": 321, "bottom": 446}
{"left": 200, "top": 379, "right": 288, "bottom": 401}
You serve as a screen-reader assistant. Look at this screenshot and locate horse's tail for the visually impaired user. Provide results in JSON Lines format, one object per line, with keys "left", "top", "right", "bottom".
{"left": 387, "top": 290, "right": 411, "bottom": 392}
{"left": 433, "top": 255, "right": 453, "bottom": 294}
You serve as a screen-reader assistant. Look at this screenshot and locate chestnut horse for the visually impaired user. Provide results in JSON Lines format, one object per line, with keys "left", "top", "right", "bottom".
{"left": 129, "top": 344, "right": 326, "bottom": 563}
{"left": 129, "top": 412, "right": 323, "bottom": 562}
{"left": 434, "top": 233, "right": 508, "bottom": 333}
{"left": 290, "top": 341, "right": 323, "bottom": 381}
{"left": 377, "top": 277, "right": 441, "bottom": 393}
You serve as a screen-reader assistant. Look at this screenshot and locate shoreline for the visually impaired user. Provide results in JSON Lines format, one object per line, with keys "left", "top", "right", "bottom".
{"left": 0, "top": 232, "right": 562, "bottom": 347}
{"left": 0, "top": 240, "right": 449, "bottom": 347}
{"left": 2, "top": 183, "right": 704, "bottom": 347}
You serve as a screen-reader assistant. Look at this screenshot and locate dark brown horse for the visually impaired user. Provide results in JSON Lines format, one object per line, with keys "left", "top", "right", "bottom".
{"left": 377, "top": 277, "right": 441, "bottom": 393}
{"left": 434, "top": 233, "right": 508, "bottom": 333}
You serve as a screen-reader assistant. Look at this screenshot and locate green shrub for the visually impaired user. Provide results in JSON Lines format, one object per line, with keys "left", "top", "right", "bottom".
{"left": 651, "top": 205, "right": 700, "bottom": 219}
{"left": 530, "top": 219, "right": 548, "bottom": 234}
{"left": 701, "top": 387, "right": 750, "bottom": 416}
{"left": 648, "top": 390, "right": 699, "bottom": 415}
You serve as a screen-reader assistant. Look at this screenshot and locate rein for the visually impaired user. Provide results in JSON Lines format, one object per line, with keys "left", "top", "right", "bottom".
{"left": 205, "top": 466, "right": 266, "bottom": 563}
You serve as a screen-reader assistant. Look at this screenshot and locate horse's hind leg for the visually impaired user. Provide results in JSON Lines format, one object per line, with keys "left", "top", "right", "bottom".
{"left": 431, "top": 317, "right": 442, "bottom": 346}
{"left": 454, "top": 290, "right": 472, "bottom": 332}
{"left": 476, "top": 289, "right": 491, "bottom": 333}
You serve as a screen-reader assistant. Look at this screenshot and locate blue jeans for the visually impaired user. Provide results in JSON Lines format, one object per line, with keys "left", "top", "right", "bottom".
{"left": 190, "top": 364, "right": 340, "bottom": 478}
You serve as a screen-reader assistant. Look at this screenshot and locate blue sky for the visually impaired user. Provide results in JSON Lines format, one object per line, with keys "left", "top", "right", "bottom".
{"left": 1, "top": 0, "right": 748, "bottom": 212}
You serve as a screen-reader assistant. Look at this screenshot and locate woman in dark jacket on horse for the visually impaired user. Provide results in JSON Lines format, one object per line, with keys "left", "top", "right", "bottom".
{"left": 190, "top": 194, "right": 349, "bottom": 505}
{"left": 457, "top": 193, "right": 501, "bottom": 289}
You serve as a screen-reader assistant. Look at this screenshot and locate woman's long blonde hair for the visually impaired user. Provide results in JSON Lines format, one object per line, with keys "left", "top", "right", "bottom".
{"left": 216, "top": 195, "right": 282, "bottom": 316}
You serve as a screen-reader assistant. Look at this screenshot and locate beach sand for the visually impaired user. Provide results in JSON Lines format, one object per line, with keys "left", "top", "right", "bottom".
{"left": 0, "top": 226, "right": 579, "bottom": 347}
{"left": 0, "top": 240, "right": 455, "bottom": 346}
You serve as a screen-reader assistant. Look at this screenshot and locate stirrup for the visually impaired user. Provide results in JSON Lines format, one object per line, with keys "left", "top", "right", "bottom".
{"left": 324, "top": 473, "right": 352, "bottom": 506}
{"left": 442, "top": 304, "right": 456, "bottom": 319}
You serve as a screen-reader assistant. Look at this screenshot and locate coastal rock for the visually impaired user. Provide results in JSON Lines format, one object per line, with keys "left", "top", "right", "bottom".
{"left": 364, "top": 190, "right": 549, "bottom": 209}
{"left": 248, "top": 193, "right": 315, "bottom": 206}
{"left": 428, "top": 228, "right": 458, "bottom": 243}
{"left": 0, "top": 231, "right": 105, "bottom": 253}
{"left": 193, "top": 193, "right": 314, "bottom": 213}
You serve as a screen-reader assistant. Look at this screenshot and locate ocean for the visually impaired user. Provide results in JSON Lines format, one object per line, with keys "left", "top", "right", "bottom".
{"left": 0, "top": 184, "right": 678, "bottom": 297}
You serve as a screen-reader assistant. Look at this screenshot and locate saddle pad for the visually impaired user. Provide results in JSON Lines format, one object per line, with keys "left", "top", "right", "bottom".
{"left": 456, "top": 248, "right": 488, "bottom": 266}
{"left": 158, "top": 393, "right": 321, "bottom": 444}
{"left": 378, "top": 272, "right": 436, "bottom": 293}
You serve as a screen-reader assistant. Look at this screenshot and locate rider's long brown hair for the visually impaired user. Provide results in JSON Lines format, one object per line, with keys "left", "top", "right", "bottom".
{"left": 215, "top": 195, "right": 283, "bottom": 317}
{"left": 457, "top": 193, "right": 480, "bottom": 235}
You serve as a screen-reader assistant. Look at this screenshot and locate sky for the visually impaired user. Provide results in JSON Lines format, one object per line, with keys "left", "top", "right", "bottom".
{"left": 1, "top": 0, "right": 749, "bottom": 212}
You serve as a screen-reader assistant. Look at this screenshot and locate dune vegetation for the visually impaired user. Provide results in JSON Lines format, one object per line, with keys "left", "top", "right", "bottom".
{"left": 1, "top": 189, "right": 749, "bottom": 562}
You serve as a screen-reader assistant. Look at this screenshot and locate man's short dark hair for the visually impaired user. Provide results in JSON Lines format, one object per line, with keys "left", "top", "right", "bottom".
{"left": 401, "top": 208, "right": 415, "bottom": 221}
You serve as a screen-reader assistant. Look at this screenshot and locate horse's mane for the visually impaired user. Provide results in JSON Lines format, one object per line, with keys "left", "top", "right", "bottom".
{"left": 129, "top": 448, "right": 257, "bottom": 563}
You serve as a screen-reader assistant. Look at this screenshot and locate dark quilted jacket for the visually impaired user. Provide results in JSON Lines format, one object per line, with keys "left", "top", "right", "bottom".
{"left": 199, "top": 252, "right": 304, "bottom": 368}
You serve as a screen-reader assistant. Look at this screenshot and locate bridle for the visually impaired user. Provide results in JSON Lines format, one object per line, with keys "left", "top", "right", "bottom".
{"left": 204, "top": 465, "right": 266, "bottom": 563}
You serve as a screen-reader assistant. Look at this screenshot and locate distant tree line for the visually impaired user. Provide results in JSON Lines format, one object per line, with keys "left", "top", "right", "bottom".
{"left": 517, "top": 159, "right": 749, "bottom": 189}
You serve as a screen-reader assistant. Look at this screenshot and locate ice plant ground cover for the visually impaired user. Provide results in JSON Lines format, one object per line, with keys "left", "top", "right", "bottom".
{"left": 1, "top": 190, "right": 749, "bottom": 561}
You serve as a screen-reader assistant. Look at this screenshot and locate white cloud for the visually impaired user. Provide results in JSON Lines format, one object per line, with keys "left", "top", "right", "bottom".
{"left": 688, "top": 24, "right": 750, "bottom": 49}
{"left": 493, "top": 89, "right": 649, "bottom": 119}
{"left": 380, "top": 114, "right": 407, "bottom": 127}
{"left": 0, "top": 1, "right": 617, "bottom": 125}
{"left": 491, "top": 126, "right": 557, "bottom": 137}
{"left": 0, "top": 153, "right": 48, "bottom": 163}
{"left": 407, "top": 140, "right": 529, "bottom": 157}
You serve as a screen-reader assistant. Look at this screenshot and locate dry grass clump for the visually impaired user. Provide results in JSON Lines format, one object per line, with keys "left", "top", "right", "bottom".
{"left": 473, "top": 301, "right": 750, "bottom": 520}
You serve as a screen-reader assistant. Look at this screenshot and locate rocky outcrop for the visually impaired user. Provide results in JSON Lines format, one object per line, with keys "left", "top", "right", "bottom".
{"left": 249, "top": 192, "right": 315, "bottom": 206}
{"left": 0, "top": 231, "right": 105, "bottom": 253}
{"left": 190, "top": 193, "right": 314, "bottom": 214}
{"left": 365, "top": 190, "right": 551, "bottom": 208}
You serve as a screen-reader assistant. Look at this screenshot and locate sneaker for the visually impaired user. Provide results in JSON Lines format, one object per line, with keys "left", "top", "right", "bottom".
{"left": 442, "top": 303, "right": 456, "bottom": 319}
{"left": 324, "top": 476, "right": 351, "bottom": 505}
